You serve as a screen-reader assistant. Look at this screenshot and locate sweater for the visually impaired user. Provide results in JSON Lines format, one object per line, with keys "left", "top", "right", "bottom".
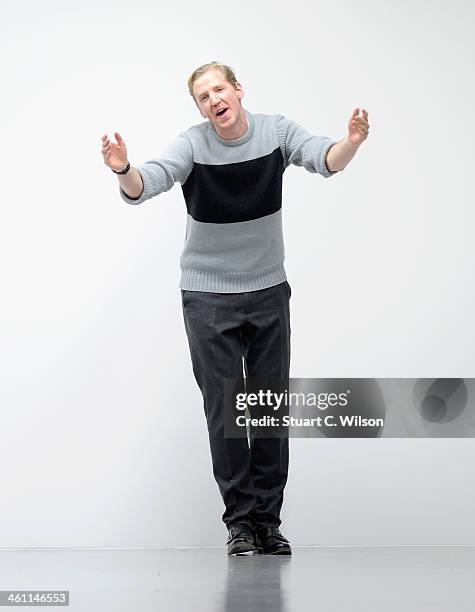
{"left": 119, "top": 109, "right": 339, "bottom": 292}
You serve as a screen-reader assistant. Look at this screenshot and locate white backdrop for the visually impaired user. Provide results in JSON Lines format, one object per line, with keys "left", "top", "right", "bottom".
{"left": 1, "top": 0, "right": 474, "bottom": 547}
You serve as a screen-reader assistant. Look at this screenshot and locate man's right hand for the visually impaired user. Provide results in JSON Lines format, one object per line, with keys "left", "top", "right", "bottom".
{"left": 101, "top": 132, "right": 128, "bottom": 171}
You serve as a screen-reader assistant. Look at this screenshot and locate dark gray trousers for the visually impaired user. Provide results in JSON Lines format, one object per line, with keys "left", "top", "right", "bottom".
{"left": 181, "top": 281, "right": 291, "bottom": 530}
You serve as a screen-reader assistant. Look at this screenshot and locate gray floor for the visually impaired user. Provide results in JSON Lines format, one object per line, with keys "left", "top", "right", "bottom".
{"left": 0, "top": 547, "right": 474, "bottom": 611}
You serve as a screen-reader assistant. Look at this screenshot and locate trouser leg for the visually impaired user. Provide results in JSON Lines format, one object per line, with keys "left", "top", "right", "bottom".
{"left": 181, "top": 290, "right": 256, "bottom": 528}
{"left": 241, "top": 281, "right": 291, "bottom": 529}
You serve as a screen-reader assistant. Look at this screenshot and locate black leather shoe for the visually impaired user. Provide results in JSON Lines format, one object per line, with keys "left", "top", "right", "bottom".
{"left": 226, "top": 523, "right": 257, "bottom": 555}
{"left": 256, "top": 526, "right": 292, "bottom": 555}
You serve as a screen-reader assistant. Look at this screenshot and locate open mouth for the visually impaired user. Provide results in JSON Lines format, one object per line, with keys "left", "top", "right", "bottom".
{"left": 216, "top": 108, "right": 229, "bottom": 119}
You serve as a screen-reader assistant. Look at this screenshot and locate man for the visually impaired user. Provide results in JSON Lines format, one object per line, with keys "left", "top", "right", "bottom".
{"left": 101, "top": 61, "right": 369, "bottom": 556}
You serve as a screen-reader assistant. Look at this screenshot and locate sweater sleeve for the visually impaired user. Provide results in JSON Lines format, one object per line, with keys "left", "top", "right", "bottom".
{"left": 276, "top": 114, "right": 339, "bottom": 178}
{"left": 119, "top": 132, "right": 194, "bottom": 205}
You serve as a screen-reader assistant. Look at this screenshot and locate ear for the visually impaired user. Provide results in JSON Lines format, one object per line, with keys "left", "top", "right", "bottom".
{"left": 235, "top": 81, "right": 245, "bottom": 100}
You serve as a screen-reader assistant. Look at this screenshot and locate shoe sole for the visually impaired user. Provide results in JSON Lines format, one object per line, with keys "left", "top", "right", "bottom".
{"left": 233, "top": 549, "right": 258, "bottom": 556}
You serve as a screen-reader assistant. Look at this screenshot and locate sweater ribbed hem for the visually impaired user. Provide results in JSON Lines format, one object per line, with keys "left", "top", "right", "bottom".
{"left": 179, "top": 263, "right": 287, "bottom": 293}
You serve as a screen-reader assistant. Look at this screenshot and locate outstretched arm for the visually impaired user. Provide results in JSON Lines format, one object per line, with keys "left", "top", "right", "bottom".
{"left": 325, "top": 108, "right": 369, "bottom": 172}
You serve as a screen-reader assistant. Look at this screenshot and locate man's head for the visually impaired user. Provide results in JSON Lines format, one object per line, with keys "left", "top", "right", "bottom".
{"left": 188, "top": 61, "right": 247, "bottom": 139}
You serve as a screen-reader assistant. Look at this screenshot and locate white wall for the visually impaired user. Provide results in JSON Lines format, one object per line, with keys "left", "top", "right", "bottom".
{"left": 1, "top": 0, "right": 474, "bottom": 547}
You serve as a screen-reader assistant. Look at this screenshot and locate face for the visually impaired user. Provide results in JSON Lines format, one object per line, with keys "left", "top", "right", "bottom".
{"left": 193, "top": 69, "right": 246, "bottom": 137}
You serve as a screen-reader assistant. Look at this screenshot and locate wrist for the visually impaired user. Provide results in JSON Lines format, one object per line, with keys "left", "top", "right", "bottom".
{"left": 112, "top": 160, "right": 130, "bottom": 174}
{"left": 345, "top": 135, "right": 361, "bottom": 149}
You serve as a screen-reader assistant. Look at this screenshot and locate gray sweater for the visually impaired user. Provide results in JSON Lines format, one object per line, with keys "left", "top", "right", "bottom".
{"left": 120, "top": 109, "right": 339, "bottom": 292}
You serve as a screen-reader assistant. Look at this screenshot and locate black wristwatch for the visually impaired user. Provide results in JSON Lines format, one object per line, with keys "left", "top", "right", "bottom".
{"left": 112, "top": 161, "right": 130, "bottom": 175}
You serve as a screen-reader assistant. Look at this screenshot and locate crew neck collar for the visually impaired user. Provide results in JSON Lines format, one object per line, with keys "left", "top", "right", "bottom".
{"left": 209, "top": 109, "right": 254, "bottom": 146}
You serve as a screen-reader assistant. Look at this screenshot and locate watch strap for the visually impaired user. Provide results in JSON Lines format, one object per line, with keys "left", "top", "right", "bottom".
{"left": 112, "top": 161, "right": 130, "bottom": 175}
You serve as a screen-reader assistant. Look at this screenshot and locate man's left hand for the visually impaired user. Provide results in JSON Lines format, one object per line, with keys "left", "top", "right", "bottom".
{"left": 348, "top": 108, "right": 370, "bottom": 146}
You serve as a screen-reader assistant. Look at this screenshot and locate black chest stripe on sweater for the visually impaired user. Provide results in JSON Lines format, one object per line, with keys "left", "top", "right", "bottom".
{"left": 181, "top": 147, "right": 285, "bottom": 224}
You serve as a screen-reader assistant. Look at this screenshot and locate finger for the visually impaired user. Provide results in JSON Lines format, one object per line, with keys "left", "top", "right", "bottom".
{"left": 362, "top": 109, "right": 368, "bottom": 118}
{"left": 353, "top": 119, "right": 367, "bottom": 132}
{"left": 115, "top": 132, "right": 124, "bottom": 144}
{"left": 352, "top": 107, "right": 360, "bottom": 118}
{"left": 352, "top": 118, "right": 366, "bottom": 128}
{"left": 101, "top": 134, "right": 107, "bottom": 141}
{"left": 356, "top": 117, "right": 369, "bottom": 128}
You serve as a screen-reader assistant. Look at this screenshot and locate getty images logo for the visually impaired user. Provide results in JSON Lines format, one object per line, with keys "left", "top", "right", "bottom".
{"left": 233, "top": 388, "right": 351, "bottom": 411}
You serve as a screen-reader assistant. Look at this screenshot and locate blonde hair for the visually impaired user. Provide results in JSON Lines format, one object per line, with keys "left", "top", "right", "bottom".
{"left": 187, "top": 61, "right": 239, "bottom": 100}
